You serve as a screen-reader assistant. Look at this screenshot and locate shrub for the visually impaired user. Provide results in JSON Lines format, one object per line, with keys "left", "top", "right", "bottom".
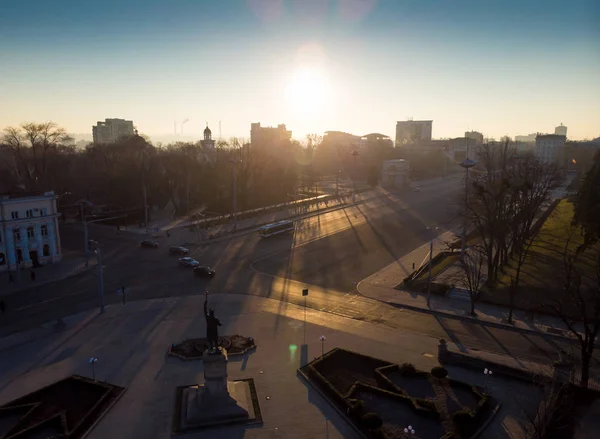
{"left": 398, "top": 363, "right": 417, "bottom": 376}
{"left": 431, "top": 366, "right": 448, "bottom": 379}
{"left": 347, "top": 399, "right": 365, "bottom": 419}
{"left": 361, "top": 412, "right": 383, "bottom": 430}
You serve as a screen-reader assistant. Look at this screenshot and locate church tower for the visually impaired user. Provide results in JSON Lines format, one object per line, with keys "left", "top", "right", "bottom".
{"left": 201, "top": 124, "right": 215, "bottom": 150}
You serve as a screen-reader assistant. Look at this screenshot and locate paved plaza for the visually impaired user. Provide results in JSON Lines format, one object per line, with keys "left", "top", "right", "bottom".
{"left": 0, "top": 293, "right": 546, "bottom": 438}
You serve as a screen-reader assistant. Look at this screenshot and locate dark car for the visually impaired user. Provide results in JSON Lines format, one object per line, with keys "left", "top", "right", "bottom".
{"left": 194, "top": 266, "right": 216, "bottom": 277}
{"left": 169, "top": 246, "right": 189, "bottom": 256}
{"left": 140, "top": 239, "right": 159, "bottom": 248}
{"left": 179, "top": 257, "right": 200, "bottom": 268}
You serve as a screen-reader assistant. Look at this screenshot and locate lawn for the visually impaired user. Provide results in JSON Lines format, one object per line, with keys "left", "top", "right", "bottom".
{"left": 413, "top": 252, "right": 460, "bottom": 283}
{"left": 486, "top": 199, "right": 599, "bottom": 309}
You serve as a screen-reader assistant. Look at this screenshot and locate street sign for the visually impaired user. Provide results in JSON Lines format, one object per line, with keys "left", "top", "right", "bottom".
{"left": 302, "top": 289, "right": 308, "bottom": 296}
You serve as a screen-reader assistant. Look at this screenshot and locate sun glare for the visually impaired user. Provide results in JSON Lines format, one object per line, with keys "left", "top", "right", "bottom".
{"left": 284, "top": 67, "right": 330, "bottom": 114}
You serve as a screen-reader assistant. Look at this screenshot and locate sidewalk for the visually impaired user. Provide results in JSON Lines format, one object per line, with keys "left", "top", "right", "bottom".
{"left": 0, "top": 256, "right": 96, "bottom": 296}
{"left": 356, "top": 231, "right": 584, "bottom": 343}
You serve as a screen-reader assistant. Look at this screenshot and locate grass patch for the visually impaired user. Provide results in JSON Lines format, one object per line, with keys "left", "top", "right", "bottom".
{"left": 497, "top": 200, "right": 597, "bottom": 290}
{"left": 482, "top": 199, "right": 599, "bottom": 310}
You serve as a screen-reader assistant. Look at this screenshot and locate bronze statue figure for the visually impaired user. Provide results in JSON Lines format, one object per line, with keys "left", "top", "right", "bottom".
{"left": 204, "top": 291, "right": 222, "bottom": 352}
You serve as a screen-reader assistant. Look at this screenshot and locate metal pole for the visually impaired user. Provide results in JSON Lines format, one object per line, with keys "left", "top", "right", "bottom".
{"left": 427, "top": 238, "right": 433, "bottom": 307}
{"left": 13, "top": 229, "right": 20, "bottom": 284}
{"left": 81, "top": 203, "right": 89, "bottom": 267}
{"left": 462, "top": 165, "right": 469, "bottom": 256}
{"left": 232, "top": 162, "right": 238, "bottom": 232}
{"left": 97, "top": 249, "right": 105, "bottom": 313}
{"left": 352, "top": 156, "right": 357, "bottom": 204}
{"left": 143, "top": 183, "right": 149, "bottom": 236}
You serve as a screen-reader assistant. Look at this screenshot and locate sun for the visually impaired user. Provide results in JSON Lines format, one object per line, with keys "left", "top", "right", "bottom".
{"left": 284, "top": 67, "right": 330, "bottom": 114}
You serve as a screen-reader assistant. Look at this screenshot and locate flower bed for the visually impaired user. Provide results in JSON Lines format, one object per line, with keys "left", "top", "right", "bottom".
{"left": 300, "top": 348, "right": 494, "bottom": 439}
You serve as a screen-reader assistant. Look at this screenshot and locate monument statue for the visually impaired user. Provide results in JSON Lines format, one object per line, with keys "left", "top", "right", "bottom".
{"left": 204, "top": 291, "right": 222, "bottom": 351}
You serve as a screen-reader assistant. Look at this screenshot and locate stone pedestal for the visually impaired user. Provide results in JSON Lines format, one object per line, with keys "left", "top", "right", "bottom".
{"left": 175, "top": 347, "right": 259, "bottom": 432}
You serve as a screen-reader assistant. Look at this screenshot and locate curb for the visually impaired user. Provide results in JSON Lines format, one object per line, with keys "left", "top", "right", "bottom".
{"left": 356, "top": 283, "right": 591, "bottom": 346}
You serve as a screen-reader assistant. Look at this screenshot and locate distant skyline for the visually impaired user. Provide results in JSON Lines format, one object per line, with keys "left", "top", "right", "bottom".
{"left": 1, "top": 0, "right": 599, "bottom": 141}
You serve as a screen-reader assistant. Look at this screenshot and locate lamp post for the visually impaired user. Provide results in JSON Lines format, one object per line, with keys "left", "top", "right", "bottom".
{"left": 89, "top": 357, "right": 98, "bottom": 381}
{"left": 229, "top": 158, "right": 241, "bottom": 232}
{"left": 426, "top": 226, "right": 439, "bottom": 307}
{"left": 351, "top": 150, "right": 359, "bottom": 203}
{"left": 459, "top": 147, "right": 477, "bottom": 256}
{"left": 89, "top": 240, "right": 104, "bottom": 313}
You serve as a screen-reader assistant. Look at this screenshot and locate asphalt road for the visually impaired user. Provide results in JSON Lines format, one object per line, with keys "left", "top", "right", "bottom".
{"left": 0, "top": 178, "right": 588, "bottom": 368}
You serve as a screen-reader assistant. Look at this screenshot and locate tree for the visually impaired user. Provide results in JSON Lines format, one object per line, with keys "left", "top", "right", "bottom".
{"left": 1, "top": 122, "right": 73, "bottom": 189}
{"left": 573, "top": 149, "right": 600, "bottom": 247}
{"left": 464, "top": 141, "right": 562, "bottom": 286}
{"left": 452, "top": 245, "right": 486, "bottom": 315}
{"left": 544, "top": 228, "right": 600, "bottom": 388}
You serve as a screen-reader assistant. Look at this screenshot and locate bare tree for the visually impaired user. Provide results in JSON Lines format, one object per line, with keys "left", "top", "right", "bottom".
{"left": 1, "top": 122, "right": 73, "bottom": 189}
{"left": 452, "top": 245, "right": 486, "bottom": 315}
{"left": 545, "top": 228, "right": 600, "bottom": 388}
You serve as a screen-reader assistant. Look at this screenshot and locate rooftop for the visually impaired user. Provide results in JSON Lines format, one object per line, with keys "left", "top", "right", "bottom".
{"left": 0, "top": 191, "right": 55, "bottom": 201}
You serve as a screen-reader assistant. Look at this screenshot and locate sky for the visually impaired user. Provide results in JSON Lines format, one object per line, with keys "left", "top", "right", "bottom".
{"left": 0, "top": 0, "right": 599, "bottom": 142}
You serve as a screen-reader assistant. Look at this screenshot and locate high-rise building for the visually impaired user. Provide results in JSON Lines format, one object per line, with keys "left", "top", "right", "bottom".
{"left": 250, "top": 123, "right": 292, "bottom": 146}
{"left": 92, "top": 118, "right": 135, "bottom": 144}
{"left": 395, "top": 120, "right": 433, "bottom": 146}
{"left": 555, "top": 123, "right": 567, "bottom": 137}
{"left": 535, "top": 134, "right": 566, "bottom": 164}
{"left": 464, "top": 131, "right": 484, "bottom": 145}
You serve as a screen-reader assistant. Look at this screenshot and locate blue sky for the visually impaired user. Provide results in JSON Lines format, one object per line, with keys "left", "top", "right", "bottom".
{"left": 1, "top": 0, "right": 598, "bottom": 141}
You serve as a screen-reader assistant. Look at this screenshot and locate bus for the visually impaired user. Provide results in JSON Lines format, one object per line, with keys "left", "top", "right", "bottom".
{"left": 258, "top": 220, "right": 295, "bottom": 238}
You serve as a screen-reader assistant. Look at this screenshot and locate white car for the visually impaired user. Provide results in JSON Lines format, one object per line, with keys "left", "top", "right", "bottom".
{"left": 178, "top": 257, "right": 200, "bottom": 268}
{"left": 413, "top": 188, "right": 420, "bottom": 192}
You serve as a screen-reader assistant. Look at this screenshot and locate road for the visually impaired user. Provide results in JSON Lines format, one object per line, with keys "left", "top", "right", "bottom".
{"left": 0, "top": 177, "right": 587, "bottom": 367}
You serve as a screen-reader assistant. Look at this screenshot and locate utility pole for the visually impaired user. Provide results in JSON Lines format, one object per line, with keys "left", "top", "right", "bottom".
{"left": 80, "top": 203, "right": 89, "bottom": 267}
{"left": 230, "top": 159, "right": 239, "bottom": 231}
{"left": 96, "top": 248, "right": 105, "bottom": 313}
{"left": 351, "top": 150, "right": 359, "bottom": 203}
{"left": 12, "top": 229, "right": 21, "bottom": 284}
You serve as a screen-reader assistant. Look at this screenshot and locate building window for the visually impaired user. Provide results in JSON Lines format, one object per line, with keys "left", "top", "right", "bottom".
{"left": 43, "top": 244, "right": 50, "bottom": 257}
{"left": 26, "top": 209, "right": 34, "bottom": 218}
{"left": 27, "top": 227, "right": 35, "bottom": 239}
{"left": 40, "top": 208, "right": 48, "bottom": 216}
{"left": 11, "top": 211, "right": 19, "bottom": 219}
{"left": 17, "top": 249, "right": 23, "bottom": 263}
{"left": 14, "top": 229, "right": 21, "bottom": 241}
{"left": 41, "top": 225, "right": 48, "bottom": 237}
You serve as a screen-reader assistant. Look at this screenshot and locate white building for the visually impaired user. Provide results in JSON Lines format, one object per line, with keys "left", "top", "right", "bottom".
{"left": 0, "top": 192, "right": 62, "bottom": 272}
{"left": 535, "top": 134, "right": 566, "bottom": 164}
{"left": 395, "top": 120, "right": 433, "bottom": 146}
{"left": 92, "top": 118, "right": 135, "bottom": 144}
{"left": 555, "top": 123, "right": 568, "bottom": 137}
{"left": 381, "top": 159, "right": 410, "bottom": 188}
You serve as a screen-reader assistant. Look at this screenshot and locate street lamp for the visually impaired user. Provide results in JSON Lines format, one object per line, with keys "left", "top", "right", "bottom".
{"left": 88, "top": 240, "right": 104, "bottom": 313}
{"left": 89, "top": 357, "right": 98, "bottom": 380}
{"left": 426, "top": 226, "right": 439, "bottom": 307}
{"left": 459, "top": 150, "right": 477, "bottom": 256}
{"left": 229, "top": 158, "right": 241, "bottom": 232}
{"left": 351, "top": 150, "right": 359, "bottom": 203}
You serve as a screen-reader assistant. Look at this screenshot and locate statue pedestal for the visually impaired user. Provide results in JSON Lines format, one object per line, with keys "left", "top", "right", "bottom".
{"left": 176, "top": 347, "right": 258, "bottom": 431}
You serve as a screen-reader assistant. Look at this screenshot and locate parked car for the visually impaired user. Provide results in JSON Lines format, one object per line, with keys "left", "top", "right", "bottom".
{"left": 194, "top": 266, "right": 216, "bottom": 277}
{"left": 169, "top": 246, "right": 189, "bottom": 256}
{"left": 179, "top": 257, "right": 200, "bottom": 268}
{"left": 413, "top": 188, "right": 420, "bottom": 192}
{"left": 140, "top": 239, "right": 159, "bottom": 248}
